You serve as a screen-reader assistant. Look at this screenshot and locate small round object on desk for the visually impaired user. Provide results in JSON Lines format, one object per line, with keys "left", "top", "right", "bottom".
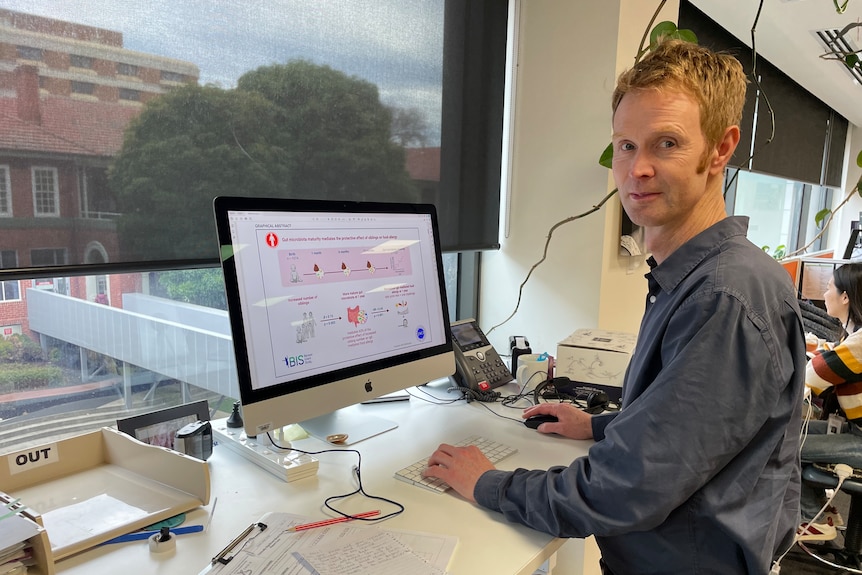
{"left": 148, "top": 527, "right": 176, "bottom": 553}
{"left": 326, "top": 433, "right": 348, "bottom": 444}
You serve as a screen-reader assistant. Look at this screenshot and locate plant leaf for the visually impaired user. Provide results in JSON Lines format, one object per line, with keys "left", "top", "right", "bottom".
{"left": 650, "top": 21, "right": 678, "bottom": 48}
{"left": 845, "top": 53, "right": 860, "bottom": 69}
{"left": 815, "top": 208, "right": 832, "bottom": 228}
{"left": 676, "top": 29, "right": 698, "bottom": 44}
{"left": 857, "top": 149, "right": 862, "bottom": 168}
{"left": 599, "top": 142, "right": 614, "bottom": 169}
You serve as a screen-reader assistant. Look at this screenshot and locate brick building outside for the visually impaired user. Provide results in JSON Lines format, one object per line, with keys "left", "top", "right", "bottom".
{"left": 0, "top": 9, "right": 198, "bottom": 339}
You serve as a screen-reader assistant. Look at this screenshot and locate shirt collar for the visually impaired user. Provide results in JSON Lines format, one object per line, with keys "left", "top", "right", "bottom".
{"left": 646, "top": 216, "right": 750, "bottom": 293}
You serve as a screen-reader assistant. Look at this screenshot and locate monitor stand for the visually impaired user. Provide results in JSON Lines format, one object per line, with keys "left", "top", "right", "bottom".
{"left": 299, "top": 408, "right": 397, "bottom": 446}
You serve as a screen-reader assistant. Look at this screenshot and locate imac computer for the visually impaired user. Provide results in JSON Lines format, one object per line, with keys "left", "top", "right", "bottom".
{"left": 213, "top": 196, "right": 455, "bottom": 444}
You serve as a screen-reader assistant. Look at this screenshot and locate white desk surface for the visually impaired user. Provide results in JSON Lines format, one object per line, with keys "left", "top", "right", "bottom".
{"left": 53, "top": 381, "right": 594, "bottom": 575}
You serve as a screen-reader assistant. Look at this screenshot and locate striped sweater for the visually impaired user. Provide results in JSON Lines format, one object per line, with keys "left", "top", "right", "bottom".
{"left": 807, "top": 329, "right": 862, "bottom": 423}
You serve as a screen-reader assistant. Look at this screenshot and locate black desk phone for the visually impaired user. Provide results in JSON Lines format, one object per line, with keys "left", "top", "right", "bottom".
{"left": 450, "top": 318, "right": 513, "bottom": 391}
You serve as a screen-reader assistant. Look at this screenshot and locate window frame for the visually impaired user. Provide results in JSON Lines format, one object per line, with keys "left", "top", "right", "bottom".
{"left": 0, "top": 165, "right": 11, "bottom": 216}
{"left": 0, "top": 280, "right": 21, "bottom": 302}
{"left": 117, "top": 62, "right": 139, "bottom": 77}
{"left": 31, "top": 167, "right": 60, "bottom": 217}
{"left": 17, "top": 45, "right": 43, "bottom": 61}
{"left": 71, "top": 81, "right": 96, "bottom": 95}
{"left": 70, "top": 54, "right": 94, "bottom": 69}
{"left": 30, "top": 248, "right": 67, "bottom": 267}
{"left": 0, "top": 250, "right": 17, "bottom": 269}
{"left": 725, "top": 167, "right": 834, "bottom": 256}
{"left": 160, "top": 70, "right": 185, "bottom": 83}
{"left": 118, "top": 88, "right": 141, "bottom": 101}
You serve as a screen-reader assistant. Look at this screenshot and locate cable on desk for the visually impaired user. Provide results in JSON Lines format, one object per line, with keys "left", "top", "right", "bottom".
{"left": 265, "top": 434, "right": 405, "bottom": 522}
{"left": 406, "top": 385, "right": 463, "bottom": 405}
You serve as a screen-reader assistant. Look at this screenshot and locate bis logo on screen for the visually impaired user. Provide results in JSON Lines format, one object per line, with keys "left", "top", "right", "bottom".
{"left": 284, "top": 353, "right": 313, "bottom": 368}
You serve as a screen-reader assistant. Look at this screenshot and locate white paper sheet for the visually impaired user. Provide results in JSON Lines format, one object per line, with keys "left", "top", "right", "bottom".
{"left": 200, "top": 512, "right": 456, "bottom": 575}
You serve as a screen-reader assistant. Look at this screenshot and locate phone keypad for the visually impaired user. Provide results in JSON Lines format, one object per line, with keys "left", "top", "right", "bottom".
{"left": 464, "top": 353, "right": 512, "bottom": 389}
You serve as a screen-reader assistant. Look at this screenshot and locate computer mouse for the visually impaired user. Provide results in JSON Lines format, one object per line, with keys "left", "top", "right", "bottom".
{"left": 524, "top": 414, "right": 558, "bottom": 429}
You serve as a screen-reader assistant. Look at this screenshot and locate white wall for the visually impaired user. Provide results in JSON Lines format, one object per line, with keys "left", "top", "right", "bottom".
{"left": 480, "top": 0, "right": 679, "bottom": 357}
{"left": 831, "top": 124, "right": 862, "bottom": 256}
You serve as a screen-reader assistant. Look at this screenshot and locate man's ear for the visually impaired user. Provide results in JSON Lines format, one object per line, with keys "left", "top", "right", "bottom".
{"left": 709, "top": 125, "right": 741, "bottom": 175}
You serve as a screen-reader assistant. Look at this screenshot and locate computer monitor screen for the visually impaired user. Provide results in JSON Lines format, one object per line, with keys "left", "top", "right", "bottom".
{"left": 798, "top": 259, "right": 843, "bottom": 304}
{"left": 213, "top": 196, "right": 454, "bottom": 440}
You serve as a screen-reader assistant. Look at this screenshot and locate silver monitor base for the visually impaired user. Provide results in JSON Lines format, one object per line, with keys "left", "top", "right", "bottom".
{"left": 300, "top": 409, "right": 397, "bottom": 445}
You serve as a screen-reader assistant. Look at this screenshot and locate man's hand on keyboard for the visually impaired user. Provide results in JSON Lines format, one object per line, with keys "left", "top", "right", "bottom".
{"left": 522, "top": 403, "right": 595, "bottom": 440}
{"left": 423, "top": 443, "right": 496, "bottom": 502}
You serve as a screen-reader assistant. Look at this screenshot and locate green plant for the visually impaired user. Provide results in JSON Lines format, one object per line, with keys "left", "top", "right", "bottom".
{"left": 0, "top": 334, "right": 44, "bottom": 363}
{"left": 0, "top": 364, "right": 63, "bottom": 393}
{"left": 762, "top": 245, "right": 787, "bottom": 260}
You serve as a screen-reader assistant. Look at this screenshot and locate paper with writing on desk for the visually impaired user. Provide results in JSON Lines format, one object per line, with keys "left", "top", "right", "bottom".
{"left": 294, "top": 530, "right": 446, "bottom": 575}
{"left": 199, "top": 512, "right": 456, "bottom": 575}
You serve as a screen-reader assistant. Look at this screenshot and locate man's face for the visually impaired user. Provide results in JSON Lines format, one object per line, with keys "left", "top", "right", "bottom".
{"left": 611, "top": 89, "right": 715, "bottom": 234}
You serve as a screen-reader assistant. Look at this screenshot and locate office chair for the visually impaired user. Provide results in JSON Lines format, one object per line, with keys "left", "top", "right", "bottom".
{"left": 798, "top": 464, "right": 862, "bottom": 572}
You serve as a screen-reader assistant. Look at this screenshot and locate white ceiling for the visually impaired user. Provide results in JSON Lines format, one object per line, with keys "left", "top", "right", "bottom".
{"left": 691, "top": 0, "right": 862, "bottom": 127}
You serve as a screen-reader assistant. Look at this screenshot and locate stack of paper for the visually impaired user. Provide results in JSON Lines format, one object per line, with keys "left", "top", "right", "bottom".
{"left": 0, "top": 514, "right": 41, "bottom": 575}
{"left": 200, "top": 512, "right": 457, "bottom": 575}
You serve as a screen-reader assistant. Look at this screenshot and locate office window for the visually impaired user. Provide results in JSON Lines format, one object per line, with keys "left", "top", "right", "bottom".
{"left": 70, "top": 54, "right": 93, "bottom": 69}
{"left": 32, "top": 168, "right": 59, "bottom": 216}
{"left": 0, "top": 1, "right": 501, "bottom": 450}
{"left": 117, "top": 63, "right": 138, "bottom": 76}
{"left": 726, "top": 169, "right": 832, "bottom": 256}
{"left": 0, "top": 166, "right": 10, "bottom": 216}
{"left": 71, "top": 81, "right": 95, "bottom": 95}
{"left": 17, "top": 46, "right": 42, "bottom": 61}
{"left": 118, "top": 88, "right": 140, "bottom": 101}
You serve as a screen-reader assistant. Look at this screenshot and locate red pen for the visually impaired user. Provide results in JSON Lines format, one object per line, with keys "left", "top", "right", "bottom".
{"left": 287, "top": 510, "right": 380, "bottom": 532}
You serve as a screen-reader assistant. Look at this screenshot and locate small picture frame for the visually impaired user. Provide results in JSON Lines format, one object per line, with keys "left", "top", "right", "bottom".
{"left": 116, "top": 400, "right": 210, "bottom": 450}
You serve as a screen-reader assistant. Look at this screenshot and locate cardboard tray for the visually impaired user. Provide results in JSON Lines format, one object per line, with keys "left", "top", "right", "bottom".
{"left": 0, "top": 427, "right": 210, "bottom": 560}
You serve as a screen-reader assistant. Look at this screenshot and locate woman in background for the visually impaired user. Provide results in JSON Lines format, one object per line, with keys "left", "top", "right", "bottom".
{"left": 801, "top": 262, "right": 862, "bottom": 541}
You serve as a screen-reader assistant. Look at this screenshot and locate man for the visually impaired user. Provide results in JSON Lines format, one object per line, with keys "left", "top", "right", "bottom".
{"left": 423, "top": 40, "right": 806, "bottom": 574}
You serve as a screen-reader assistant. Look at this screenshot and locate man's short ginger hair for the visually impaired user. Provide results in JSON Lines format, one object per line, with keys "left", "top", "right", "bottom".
{"left": 612, "top": 39, "right": 747, "bottom": 153}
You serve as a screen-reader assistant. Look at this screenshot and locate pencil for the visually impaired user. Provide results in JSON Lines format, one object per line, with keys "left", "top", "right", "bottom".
{"left": 287, "top": 510, "right": 380, "bottom": 532}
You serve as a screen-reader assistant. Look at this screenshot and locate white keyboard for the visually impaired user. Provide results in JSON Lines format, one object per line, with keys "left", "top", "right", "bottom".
{"left": 394, "top": 435, "right": 517, "bottom": 493}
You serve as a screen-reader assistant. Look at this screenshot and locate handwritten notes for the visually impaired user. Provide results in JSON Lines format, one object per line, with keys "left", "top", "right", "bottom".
{"left": 201, "top": 512, "right": 455, "bottom": 575}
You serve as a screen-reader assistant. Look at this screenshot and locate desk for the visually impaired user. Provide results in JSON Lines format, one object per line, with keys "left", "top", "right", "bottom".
{"left": 53, "top": 381, "right": 596, "bottom": 575}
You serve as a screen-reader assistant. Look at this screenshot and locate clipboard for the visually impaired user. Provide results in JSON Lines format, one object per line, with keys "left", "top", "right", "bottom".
{"left": 199, "top": 512, "right": 456, "bottom": 575}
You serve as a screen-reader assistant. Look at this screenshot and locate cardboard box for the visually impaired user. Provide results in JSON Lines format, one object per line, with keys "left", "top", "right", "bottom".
{"left": 555, "top": 329, "right": 636, "bottom": 402}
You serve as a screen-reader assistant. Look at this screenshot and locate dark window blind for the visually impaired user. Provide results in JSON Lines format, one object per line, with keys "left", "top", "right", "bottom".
{"left": 679, "top": 1, "right": 847, "bottom": 187}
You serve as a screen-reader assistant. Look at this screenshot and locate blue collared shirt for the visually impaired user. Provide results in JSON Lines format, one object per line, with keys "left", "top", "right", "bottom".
{"left": 475, "top": 216, "right": 805, "bottom": 574}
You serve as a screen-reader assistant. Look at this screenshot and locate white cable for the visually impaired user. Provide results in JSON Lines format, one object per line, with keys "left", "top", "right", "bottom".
{"left": 835, "top": 463, "right": 853, "bottom": 482}
{"left": 772, "top": 463, "right": 850, "bottom": 572}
